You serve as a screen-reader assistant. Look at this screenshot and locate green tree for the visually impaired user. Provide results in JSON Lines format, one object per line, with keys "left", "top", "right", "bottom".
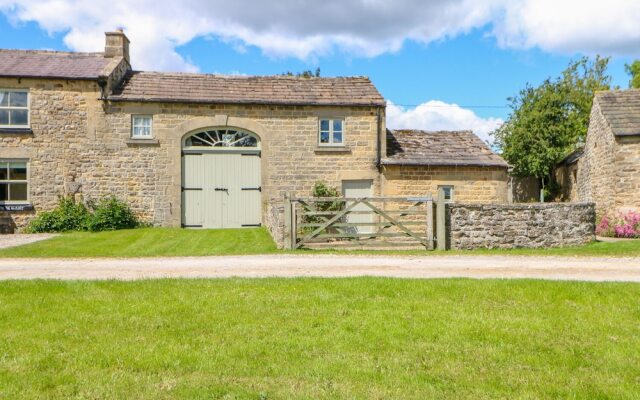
{"left": 282, "top": 68, "right": 321, "bottom": 78}
{"left": 625, "top": 60, "right": 640, "bottom": 88}
{"left": 493, "top": 56, "right": 611, "bottom": 197}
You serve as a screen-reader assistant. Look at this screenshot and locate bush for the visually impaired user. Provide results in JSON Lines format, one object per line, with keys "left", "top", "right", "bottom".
{"left": 301, "top": 182, "right": 343, "bottom": 232}
{"left": 596, "top": 210, "right": 640, "bottom": 238}
{"left": 86, "top": 196, "right": 140, "bottom": 232}
{"left": 27, "top": 196, "right": 91, "bottom": 233}
{"left": 27, "top": 195, "right": 141, "bottom": 233}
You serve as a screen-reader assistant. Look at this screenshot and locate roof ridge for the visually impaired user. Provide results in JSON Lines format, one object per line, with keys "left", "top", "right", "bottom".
{"left": 128, "top": 70, "right": 371, "bottom": 80}
{"left": 0, "top": 48, "right": 104, "bottom": 57}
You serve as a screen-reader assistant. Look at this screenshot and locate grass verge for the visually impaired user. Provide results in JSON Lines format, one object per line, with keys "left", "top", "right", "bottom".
{"left": 0, "top": 227, "right": 639, "bottom": 257}
{"left": 0, "top": 278, "right": 639, "bottom": 399}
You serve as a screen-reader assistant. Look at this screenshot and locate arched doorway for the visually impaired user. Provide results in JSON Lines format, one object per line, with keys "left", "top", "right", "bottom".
{"left": 181, "top": 128, "right": 261, "bottom": 228}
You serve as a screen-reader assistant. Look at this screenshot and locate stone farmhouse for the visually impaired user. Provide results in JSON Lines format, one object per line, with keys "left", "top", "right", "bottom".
{"left": 556, "top": 89, "right": 640, "bottom": 216}
{"left": 0, "top": 30, "right": 509, "bottom": 241}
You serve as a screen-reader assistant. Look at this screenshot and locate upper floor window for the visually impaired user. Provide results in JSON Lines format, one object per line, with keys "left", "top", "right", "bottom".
{"left": 439, "top": 185, "right": 454, "bottom": 202}
{"left": 131, "top": 115, "right": 153, "bottom": 138}
{"left": 319, "top": 118, "right": 343, "bottom": 146}
{"left": 0, "top": 160, "right": 28, "bottom": 204}
{"left": 0, "top": 90, "right": 29, "bottom": 128}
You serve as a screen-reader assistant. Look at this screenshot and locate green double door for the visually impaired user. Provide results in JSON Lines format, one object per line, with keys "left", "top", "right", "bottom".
{"left": 182, "top": 151, "right": 261, "bottom": 228}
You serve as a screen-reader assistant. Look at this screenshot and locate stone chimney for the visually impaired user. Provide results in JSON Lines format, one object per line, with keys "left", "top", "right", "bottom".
{"left": 104, "top": 28, "right": 130, "bottom": 64}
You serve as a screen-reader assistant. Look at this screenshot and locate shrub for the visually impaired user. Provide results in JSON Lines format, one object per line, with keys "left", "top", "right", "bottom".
{"left": 27, "top": 195, "right": 141, "bottom": 233}
{"left": 301, "top": 182, "right": 343, "bottom": 232}
{"left": 27, "top": 196, "right": 91, "bottom": 233}
{"left": 596, "top": 210, "right": 640, "bottom": 238}
{"left": 86, "top": 196, "right": 140, "bottom": 232}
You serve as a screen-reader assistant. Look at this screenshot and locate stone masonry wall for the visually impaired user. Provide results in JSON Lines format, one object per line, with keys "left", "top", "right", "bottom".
{"left": 576, "top": 100, "right": 617, "bottom": 215}
{"left": 382, "top": 165, "right": 509, "bottom": 203}
{"left": 612, "top": 135, "right": 640, "bottom": 212}
{"left": 447, "top": 203, "right": 595, "bottom": 250}
{"left": 0, "top": 77, "right": 383, "bottom": 240}
{"left": 0, "top": 77, "right": 103, "bottom": 229}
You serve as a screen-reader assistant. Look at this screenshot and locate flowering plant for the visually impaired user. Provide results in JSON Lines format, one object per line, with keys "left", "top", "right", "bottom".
{"left": 596, "top": 210, "right": 640, "bottom": 238}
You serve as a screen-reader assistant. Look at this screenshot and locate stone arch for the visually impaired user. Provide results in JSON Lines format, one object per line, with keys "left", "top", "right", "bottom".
{"left": 167, "top": 115, "right": 270, "bottom": 227}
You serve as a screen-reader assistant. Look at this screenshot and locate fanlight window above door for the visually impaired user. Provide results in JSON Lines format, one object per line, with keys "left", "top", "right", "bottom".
{"left": 184, "top": 129, "right": 259, "bottom": 148}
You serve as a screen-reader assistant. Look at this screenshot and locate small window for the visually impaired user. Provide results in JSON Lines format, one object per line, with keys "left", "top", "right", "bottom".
{"left": 0, "top": 90, "right": 29, "bottom": 128}
{"left": 439, "top": 185, "right": 454, "bottom": 202}
{"left": 0, "top": 160, "right": 28, "bottom": 204}
{"left": 319, "top": 118, "right": 344, "bottom": 146}
{"left": 131, "top": 115, "right": 153, "bottom": 138}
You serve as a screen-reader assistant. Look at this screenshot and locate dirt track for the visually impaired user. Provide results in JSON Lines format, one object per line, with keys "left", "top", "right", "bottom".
{"left": 0, "top": 254, "right": 638, "bottom": 281}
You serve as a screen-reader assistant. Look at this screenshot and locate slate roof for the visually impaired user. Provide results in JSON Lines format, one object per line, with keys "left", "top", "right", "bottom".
{"left": 382, "top": 130, "right": 509, "bottom": 168}
{"left": 0, "top": 49, "right": 111, "bottom": 80}
{"left": 558, "top": 147, "right": 584, "bottom": 166}
{"left": 596, "top": 89, "right": 640, "bottom": 136}
{"left": 108, "top": 71, "right": 386, "bottom": 106}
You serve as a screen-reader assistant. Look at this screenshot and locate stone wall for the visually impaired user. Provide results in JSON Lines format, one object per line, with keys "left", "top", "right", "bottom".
{"left": 0, "top": 76, "right": 384, "bottom": 235}
{"left": 555, "top": 162, "right": 579, "bottom": 202}
{"left": 576, "top": 99, "right": 640, "bottom": 216}
{"left": 510, "top": 176, "right": 540, "bottom": 203}
{"left": 576, "top": 100, "right": 617, "bottom": 215}
{"left": 0, "top": 77, "right": 103, "bottom": 229}
{"left": 447, "top": 203, "right": 595, "bottom": 250}
{"left": 612, "top": 135, "right": 640, "bottom": 212}
{"left": 382, "top": 165, "right": 509, "bottom": 203}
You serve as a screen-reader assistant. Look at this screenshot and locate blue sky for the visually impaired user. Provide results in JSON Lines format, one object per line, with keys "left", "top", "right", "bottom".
{"left": 1, "top": 0, "right": 638, "bottom": 140}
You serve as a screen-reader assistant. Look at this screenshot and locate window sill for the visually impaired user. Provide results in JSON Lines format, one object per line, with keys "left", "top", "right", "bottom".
{"left": 126, "top": 138, "right": 159, "bottom": 145}
{"left": 314, "top": 146, "right": 351, "bottom": 154}
{"left": 0, "top": 204, "right": 33, "bottom": 212}
{"left": 0, "top": 128, "right": 33, "bottom": 135}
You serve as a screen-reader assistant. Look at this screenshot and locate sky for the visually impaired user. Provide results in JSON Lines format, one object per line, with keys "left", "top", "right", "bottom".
{"left": 0, "top": 0, "right": 638, "bottom": 142}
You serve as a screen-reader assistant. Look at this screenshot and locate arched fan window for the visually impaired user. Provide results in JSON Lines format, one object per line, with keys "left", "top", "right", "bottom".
{"left": 183, "top": 128, "right": 259, "bottom": 148}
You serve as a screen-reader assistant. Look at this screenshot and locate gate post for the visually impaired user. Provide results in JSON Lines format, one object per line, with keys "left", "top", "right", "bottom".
{"left": 436, "top": 188, "right": 447, "bottom": 251}
{"left": 426, "top": 195, "right": 434, "bottom": 250}
{"left": 284, "top": 192, "right": 292, "bottom": 249}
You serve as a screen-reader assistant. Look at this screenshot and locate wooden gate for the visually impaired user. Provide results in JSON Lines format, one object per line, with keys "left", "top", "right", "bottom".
{"left": 284, "top": 194, "right": 440, "bottom": 250}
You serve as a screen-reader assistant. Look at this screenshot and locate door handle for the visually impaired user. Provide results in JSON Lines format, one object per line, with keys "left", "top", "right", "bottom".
{"left": 214, "top": 188, "right": 228, "bottom": 191}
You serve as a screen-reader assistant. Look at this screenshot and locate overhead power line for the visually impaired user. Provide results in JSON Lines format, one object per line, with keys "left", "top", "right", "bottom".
{"left": 389, "top": 103, "right": 510, "bottom": 109}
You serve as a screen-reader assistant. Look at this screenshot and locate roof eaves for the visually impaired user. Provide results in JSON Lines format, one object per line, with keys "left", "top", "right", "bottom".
{"left": 0, "top": 73, "right": 100, "bottom": 81}
{"left": 106, "top": 96, "right": 387, "bottom": 107}
{"left": 380, "top": 158, "right": 509, "bottom": 168}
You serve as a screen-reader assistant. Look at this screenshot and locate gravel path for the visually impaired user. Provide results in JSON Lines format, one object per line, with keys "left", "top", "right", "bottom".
{"left": 0, "top": 254, "right": 639, "bottom": 281}
{"left": 0, "top": 234, "right": 57, "bottom": 249}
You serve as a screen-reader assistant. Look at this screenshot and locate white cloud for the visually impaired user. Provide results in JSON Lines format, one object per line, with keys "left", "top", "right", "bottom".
{"left": 0, "top": 0, "right": 638, "bottom": 72}
{"left": 386, "top": 101, "right": 503, "bottom": 143}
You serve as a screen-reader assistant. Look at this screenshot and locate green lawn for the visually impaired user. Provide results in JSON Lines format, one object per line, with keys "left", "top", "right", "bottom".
{"left": 1, "top": 227, "right": 639, "bottom": 257}
{"left": 0, "top": 279, "right": 639, "bottom": 399}
{"left": 0, "top": 228, "right": 279, "bottom": 257}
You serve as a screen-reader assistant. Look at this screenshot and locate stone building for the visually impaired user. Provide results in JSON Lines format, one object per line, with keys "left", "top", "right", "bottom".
{"left": 564, "top": 89, "right": 640, "bottom": 215}
{"left": 381, "top": 130, "right": 509, "bottom": 203}
{"left": 0, "top": 30, "right": 509, "bottom": 241}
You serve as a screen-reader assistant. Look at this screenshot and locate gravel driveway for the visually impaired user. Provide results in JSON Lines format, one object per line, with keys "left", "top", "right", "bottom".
{"left": 0, "top": 255, "right": 639, "bottom": 282}
{"left": 0, "top": 234, "right": 57, "bottom": 249}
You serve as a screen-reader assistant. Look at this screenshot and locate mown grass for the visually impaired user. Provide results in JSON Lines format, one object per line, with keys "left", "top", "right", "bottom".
{"left": 1, "top": 227, "right": 639, "bottom": 257}
{"left": 0, "top": 279, "right": 639, "bottom": 399}
{"left": 0, "top": 228, "right": 278, "bottom": 257}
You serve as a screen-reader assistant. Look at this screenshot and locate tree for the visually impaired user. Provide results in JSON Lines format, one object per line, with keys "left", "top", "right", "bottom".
{"left": 282, "top": 68, "right": 321, "bottom": 78}
{"left": 625, "top": 61, "right": 640, "bottom": 88}
{"left": 493, "top": 56, "right": 611, "bottom": 198}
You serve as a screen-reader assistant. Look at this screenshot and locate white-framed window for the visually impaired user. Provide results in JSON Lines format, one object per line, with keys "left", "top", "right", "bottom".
{"left": 131, "top": 115, "right": 153, "bottom": 138}
{"left": 319, "top": 118, "right": 344, "bottom": 146}
{"left": 439, "top": 185, "right": 454, "bottom": 202}
{"left": 0, "top": 89, "right": 29, "bottom": 128}
{"left": 0, "top": 160, "right": 28, "bottom": 204}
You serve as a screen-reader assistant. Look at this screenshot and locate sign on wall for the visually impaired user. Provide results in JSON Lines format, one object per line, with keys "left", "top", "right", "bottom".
{"left": 0, "top": 204, "right": 33, "bottom": 212}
